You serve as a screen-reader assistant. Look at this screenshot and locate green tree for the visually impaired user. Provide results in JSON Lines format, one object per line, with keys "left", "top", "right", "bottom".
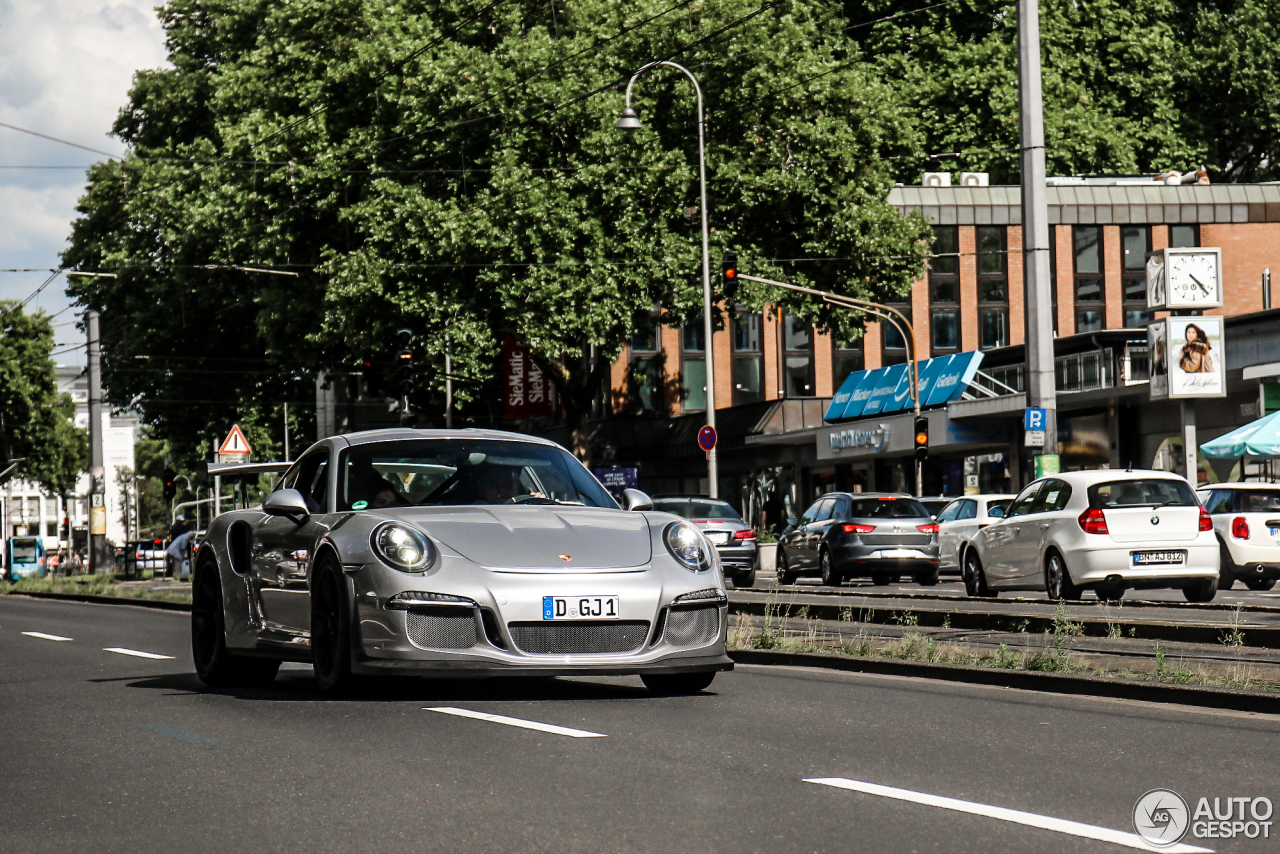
{"left": 64, "top": 0, "right": 930, "bottom": 460}
{"left": 0, "top": 302, "right": 89, "bottom": 517}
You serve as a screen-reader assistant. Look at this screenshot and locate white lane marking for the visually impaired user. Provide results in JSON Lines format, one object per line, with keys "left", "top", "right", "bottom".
{"left": 804, "top": 778, "right": 1213, "bottom": 853}
{"left": 426, "top": 707, "right": 606, "bottom": 738}
{"left": 22, "top": 631, "right": 73, "bottom": 642}
{"left": 103, "top": 647, "right": 175, "bottom": 660}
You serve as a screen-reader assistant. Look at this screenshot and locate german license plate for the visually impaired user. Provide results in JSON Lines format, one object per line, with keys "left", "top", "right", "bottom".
{"left": 705, "top": 532, "right": 730, "bottom": 545}
{"left": 542, "top": 595, "right": 619, "bottom": 620}
{"left": 1270, "top": 527, "right": 1279, "bottom": 537}
{"left": 1132, "top": 550, "right": 1186, "bottom": 565}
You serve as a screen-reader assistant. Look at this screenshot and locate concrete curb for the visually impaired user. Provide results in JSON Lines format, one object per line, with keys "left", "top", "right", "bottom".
{"left": 729, "top": 648, "right": 1280, "bottom": 714}
{"left": 7, "top": 591, "right": 192, "bottom": 612}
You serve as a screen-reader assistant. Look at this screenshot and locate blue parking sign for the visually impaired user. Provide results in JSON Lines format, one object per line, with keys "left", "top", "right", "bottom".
{"left": 1024, "top": 407, "right": 1046, "bottom": 431}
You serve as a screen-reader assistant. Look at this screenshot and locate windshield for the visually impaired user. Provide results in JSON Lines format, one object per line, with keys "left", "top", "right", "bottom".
{"left": 1233, "top": 490, "right": 1280, "bottom": 512}
{"left": 849, "top": 497, "right": 931, "bottom": 518}
{"left": 1089, "top": 479, "right": 1197, "bottom": 509}
{"left": 11, "top": 538, "right": 38, "bottom": 562}
{"left": 339, "top": 439, "right": 617, "bottom": 510}
{"left": 652, "top": 499, "right": 743, "bottom": 521}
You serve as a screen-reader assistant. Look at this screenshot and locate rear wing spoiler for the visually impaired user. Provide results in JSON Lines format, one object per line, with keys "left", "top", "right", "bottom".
{"left": 199, "top": 461, "right": 291, "bottom": 480}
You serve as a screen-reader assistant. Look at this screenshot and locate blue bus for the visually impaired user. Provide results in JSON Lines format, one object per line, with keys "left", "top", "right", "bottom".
{"left": 5, "top": 536, "right": 46, "bottom": 580}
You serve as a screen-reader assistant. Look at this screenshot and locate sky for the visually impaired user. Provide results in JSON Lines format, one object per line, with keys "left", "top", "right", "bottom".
{"left": 0, "top": 0, "right": 169, "bottom": 362}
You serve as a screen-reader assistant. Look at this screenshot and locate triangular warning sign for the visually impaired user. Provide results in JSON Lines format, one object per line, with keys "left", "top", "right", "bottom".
{"left": 218, "top": 424, "right": 253, "bottom": 455}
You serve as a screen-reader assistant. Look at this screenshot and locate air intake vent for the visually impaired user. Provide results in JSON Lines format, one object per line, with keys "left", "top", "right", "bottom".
{"left": 508, "top": 621, "right": 649, "bottom": 655}
{"left": 405, "top": 609, "right": 478, "bottom": 650}
{"left": 664, "top": 605, "right": 720, "bottom": 648}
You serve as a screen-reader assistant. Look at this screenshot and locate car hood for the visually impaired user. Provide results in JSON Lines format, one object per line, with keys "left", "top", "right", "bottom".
{"left": 384, "top": 505, "right": 653, "bottom": 570}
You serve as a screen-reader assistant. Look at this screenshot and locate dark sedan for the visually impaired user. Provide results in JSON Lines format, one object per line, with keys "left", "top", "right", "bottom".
{"left": 651, "top": 496, "right": 758, "bottom": 588}
{"left": 777, "top": 493, "right": 940, "bottom": 586}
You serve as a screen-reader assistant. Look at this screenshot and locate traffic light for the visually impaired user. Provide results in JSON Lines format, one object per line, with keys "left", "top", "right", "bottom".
{"left": 163, "top": 467, "right": 177, "bottom": 502}
{"left": 396, "top": 329, "right": 415, "bottom": 397}
{"left": 722, "top": 251, "right": 738, "bottom": 301}
{"left": 914, "top": 416, "right": 929, "bottom": 462}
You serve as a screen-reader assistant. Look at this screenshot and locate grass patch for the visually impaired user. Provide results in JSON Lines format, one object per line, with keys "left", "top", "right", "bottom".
{"left": 3, "top": 573, "right": 191, "bottom": 605}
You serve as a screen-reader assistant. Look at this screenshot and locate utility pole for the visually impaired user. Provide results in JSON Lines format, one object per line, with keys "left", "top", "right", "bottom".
{"left": 1018, "top": 0, "right": 1058, "bottom": 475}
{"left": 86, "top": 310, "right": 109, "bottom": 574}
{"left": 445, "top": 352, "right": 454, "bottom": 429}
{"left": 283, "top": 402, "right": 290, "bottom": 461}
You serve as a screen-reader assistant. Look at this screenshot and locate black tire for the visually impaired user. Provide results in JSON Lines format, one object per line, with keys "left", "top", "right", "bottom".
{"left": 819, "top": 550, "right": 843, "bottom": 586}
{"left": 191, "top": 557, "right": 279, "bottom": 688}
{"left": 733, "top": 569, "right": 757, "bottom": 589}
{"left": 962, "top": 550, "right": 998, "bottom": 598}
{"left": 1045, "top": 551, "right": 1081, "bottom": 601}
{"left": 1095, "top": 585, "right": 1125, "bottom": 602}
{"left": 312, "top": 556, "right": 356, "bottom": 694}
{"left": 1245, "top": 578, "right": 1277, "bottom": 591}
{"left": 641, "top": 671, "right": 716, "bottom": 695}
{"left": 870, "top": 573, "right": 890, "bottom": 586}
{"left": 915, "top": 567, "right": 941, "bottom": 586}
{"left": 1183, "top": 577, "right": 1218, "bottom": 603}
{"left": 1218, "top": 540, "right": 1237, "bottom": 590}
{"left": 776, "top": 549, "right": 797, "bottom": 586}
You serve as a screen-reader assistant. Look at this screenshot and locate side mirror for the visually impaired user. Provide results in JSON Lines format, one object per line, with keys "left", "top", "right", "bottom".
{"left": 988, "top": 506, "right": 1005, "bottom": 518}
{"left": 263, "top": 488, "right": 310, "bottom": 524}
{"left": 621, "top": 488, "right": 654, "bottom": 512}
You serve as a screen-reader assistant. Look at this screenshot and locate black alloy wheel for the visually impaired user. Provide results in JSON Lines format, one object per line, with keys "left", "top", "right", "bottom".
{"left": 1218, "top": 541, "right": 1237, "bottom": 590}
{"left": 312, "top": 556, "right": 355, "bottom": 694}
{"left": 915, "top": 567, "right": 940, "bottom": 586}
{"left": 641, "top": 672, "right": 716, "bottom": 695}
{"left": 1045, "top": 552, "right": 1081, "bottom": 601}
{"left": 820, "top": 550, "right": 842, "bottom": 586}
{"left": 1245, "top": 578, "right": 1277, "bottom": 591}
{"left": 191, "top": 557, "right": 279, "bottom": 687}
{"left": 964, "top": 550, "right": 998, "bottom": 598}
{"left": 776, "top": 549, "right": 797, "bottom": 586}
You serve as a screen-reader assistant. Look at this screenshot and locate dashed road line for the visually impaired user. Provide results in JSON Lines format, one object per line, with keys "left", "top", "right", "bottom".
{"left": 104, "top": 647, "right": 175, "bottom": 660}
{"left": 803, "top": 777, "right": 1213, "bottom": 853}
{"left": 426, "top": 707, "right": 607, "bottom": 738}
{"left": 21, "top": 631, "right": 73, "bottom": 642}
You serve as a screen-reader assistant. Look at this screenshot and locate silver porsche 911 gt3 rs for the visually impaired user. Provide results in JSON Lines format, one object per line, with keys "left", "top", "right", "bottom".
{"left": 191, "top": 428, "right": 732, "bottom": 694}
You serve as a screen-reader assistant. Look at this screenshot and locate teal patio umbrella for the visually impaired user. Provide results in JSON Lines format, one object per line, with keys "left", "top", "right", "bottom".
{"left": 1201, "top": 411, "right": 1280, "bottom": 459}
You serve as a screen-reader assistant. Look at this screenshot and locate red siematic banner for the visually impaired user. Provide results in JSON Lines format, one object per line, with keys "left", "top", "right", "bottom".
{"left": 503, "top": 334, "right": 553, "bottom": 420}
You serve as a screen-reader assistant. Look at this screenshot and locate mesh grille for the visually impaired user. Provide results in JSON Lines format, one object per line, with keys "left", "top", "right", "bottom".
{"left": 508, "top": 621, "right": 650, "bottom": 655}
{"left": 664, "top": 605, "right": 721, "bottom": 648}
{"left": 405, "top": 609, "right": 479, "bottom": 650}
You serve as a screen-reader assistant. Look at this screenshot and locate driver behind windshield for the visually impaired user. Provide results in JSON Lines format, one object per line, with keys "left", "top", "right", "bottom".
{"left": 465, "top": 464, "right": 545, "bottom": 505}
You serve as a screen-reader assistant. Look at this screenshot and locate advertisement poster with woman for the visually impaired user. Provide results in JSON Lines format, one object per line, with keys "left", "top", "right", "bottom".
{"left": 1148, "top": 316, "right": 1225, "bottom": 399}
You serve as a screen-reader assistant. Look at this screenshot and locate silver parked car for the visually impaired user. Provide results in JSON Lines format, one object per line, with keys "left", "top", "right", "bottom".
{"left": 936, "top": 494, "right": 1015, "bottom": 576}
{"left": 777, "top": 493, "right": 940, "bottom": 586}
{"left": 963, "top": 470, "right": 1218, "bottom": 602}
{"left": 651, "top": 496, "right": 757, "bottom": 588}
{"left": 191, "top": 429, "right": 732, "bottom": 695}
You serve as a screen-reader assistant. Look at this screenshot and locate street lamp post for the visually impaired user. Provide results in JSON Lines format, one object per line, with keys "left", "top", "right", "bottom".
{"left": 616, "top": 61, "right": 719, "bottom": 498}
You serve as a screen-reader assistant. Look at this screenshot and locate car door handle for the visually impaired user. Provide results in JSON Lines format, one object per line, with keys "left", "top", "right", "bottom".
{"left": 1011, "top": 527, "right": 1020, "bottom": 533}
{"left": 1039, "top": 523, "right": 1051, "bottom": 529}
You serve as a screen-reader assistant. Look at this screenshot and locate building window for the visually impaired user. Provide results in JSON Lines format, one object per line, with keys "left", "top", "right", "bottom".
{"left": 930, "top": 226, "right": 960, "bottom": 352}
{"left": 832, "top": 328, "right": 864, "bottom": 389}
{"left": 681, "top": 315, "right": 706, "bottom": 411}
{"left": 977, "top": 225, "right": 1008, "bottom": 349}
{"left": 1122, "top": 225, "right": 1152, "bottom": 328}
{"left": 732, "top": 309, "right": 764, "bottom": 405}
{"left": 628, "top": 318, "right": 662, "bottom": 414}
{"left": 1169, "top": 224, "right": 1199, "bottom": 248}
{"left": 783, "top": 311, "right": 814, "bottom": 396}
{"left": 1073, "top": 225, "right": 1104, "bottom": 333}
{"left": 881, "top": 305, "right": 911, "bottom": 366}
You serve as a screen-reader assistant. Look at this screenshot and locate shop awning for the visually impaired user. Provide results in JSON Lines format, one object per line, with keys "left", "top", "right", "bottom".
{"left": 825, "top": 351, "right": 985, "bottom": 423}
{"left": 1201, "top": 411, "right": 1280, "bottom": 459}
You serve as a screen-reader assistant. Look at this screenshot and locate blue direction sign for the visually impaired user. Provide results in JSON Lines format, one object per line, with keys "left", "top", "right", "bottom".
{"left": 1024, "top": 407, "right": 1047, "bottom": 431}
{"left": 697, "top": 425, "right": 718, "bottom": 452}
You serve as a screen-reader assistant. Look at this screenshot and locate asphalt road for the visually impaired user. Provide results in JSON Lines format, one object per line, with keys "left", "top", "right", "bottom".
{"left": 2, "top": 595, "right": 1278, "bottom": 853}
{"left": 755, "top": 577, "right": 1280, "bottom": 607}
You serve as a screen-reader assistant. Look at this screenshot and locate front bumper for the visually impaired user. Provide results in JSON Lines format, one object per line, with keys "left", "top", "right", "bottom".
{"left": 348, "top": 562, "right": 731, "bottom": 676}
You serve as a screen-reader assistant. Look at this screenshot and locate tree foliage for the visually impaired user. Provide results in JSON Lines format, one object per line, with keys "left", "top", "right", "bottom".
{"left": 64, "top": 0, "right": 931, "bottom": 459}
{"left": 0, "top": 303, "right": 88, "bottom": 496}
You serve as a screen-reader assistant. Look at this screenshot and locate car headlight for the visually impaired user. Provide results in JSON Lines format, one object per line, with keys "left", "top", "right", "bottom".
{"left": 664, "top": 521, "right": 712, "bottom": 571}
{"left": 371, "top": 522, "right": 434, "bottom": 572}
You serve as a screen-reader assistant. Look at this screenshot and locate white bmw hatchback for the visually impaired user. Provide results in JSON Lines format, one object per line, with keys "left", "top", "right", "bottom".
{"left": 963, "top": 470, "right": 1219, "bottom": 602}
